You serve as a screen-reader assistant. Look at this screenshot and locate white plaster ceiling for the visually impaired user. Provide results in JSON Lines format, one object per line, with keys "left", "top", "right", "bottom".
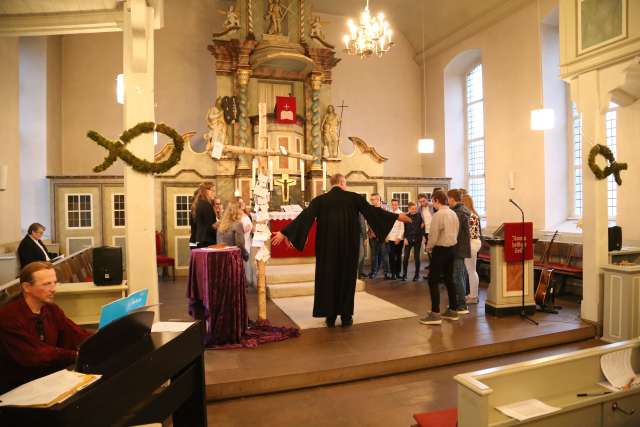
{"left": 312, "top": 0, "right": 509, "bottom": 53}
{"left": 0, "top": 0, "right": 120, "bottom": 15}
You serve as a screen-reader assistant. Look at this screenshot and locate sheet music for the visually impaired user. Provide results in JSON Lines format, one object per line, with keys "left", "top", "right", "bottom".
{"left": 211, "top": 142, "right": 224, "bottom": 159}
{"left": 0, "top": 369, "right": 101, "bottom": 407}
{"left": 601, "top": 348, "right": 639, "bottom": 389}
{"left": 495, "top": 399, "right": 560, "bottom": 421}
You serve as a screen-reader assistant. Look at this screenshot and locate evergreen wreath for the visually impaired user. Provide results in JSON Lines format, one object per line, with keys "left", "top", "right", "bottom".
{"left": 87, "top": 122, "right": 184, "bottom": 174}
{"left": 587, "top": 143, "right": 627, "bottom": 185}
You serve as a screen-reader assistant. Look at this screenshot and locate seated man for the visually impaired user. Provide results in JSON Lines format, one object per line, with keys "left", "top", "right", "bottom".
{"left": 17, "top": 222, "right": 58, "bottom": 269}
{"left": 0, "top": 261, "right": 92, "bottom": 393}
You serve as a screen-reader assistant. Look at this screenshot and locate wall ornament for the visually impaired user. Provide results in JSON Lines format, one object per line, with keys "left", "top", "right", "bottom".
{"left": 587, "top": 143, "right": 627, "bottom": 185}
{"left": 88, "top": 122, "right": 184, "bottom": 174}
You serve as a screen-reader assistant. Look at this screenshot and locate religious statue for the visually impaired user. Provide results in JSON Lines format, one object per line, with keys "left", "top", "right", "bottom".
{"left": 321, "top": 105, "right": 340, "bottom": 159}
{"left": 224, "top": 5, "right": 241, "bottom": 30}
{"left": 310, "top": 16, "right": 323, "bottom": 39}
{"left": 266, "top": 0, "right": 284, "bottom": 35}
{"left": 204, "top": 97, "right": 228, "bottom": 150}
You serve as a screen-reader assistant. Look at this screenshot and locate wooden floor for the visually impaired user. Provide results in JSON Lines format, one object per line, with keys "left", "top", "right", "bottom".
{"left": 158, "top": 271, "right": 596, "bottom": 402}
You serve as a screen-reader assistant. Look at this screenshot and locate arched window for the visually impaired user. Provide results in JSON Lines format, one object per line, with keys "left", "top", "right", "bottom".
{"left": 605, "top": 102, "right": 618, "bottom": 219}
{"left": 465, "top": 64, "right": 485, "bottom": 215}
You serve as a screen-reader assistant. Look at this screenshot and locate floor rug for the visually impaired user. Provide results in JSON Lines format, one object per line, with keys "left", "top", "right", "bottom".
{"left": 271, "top": 292, "right": 418, "bottom": 329}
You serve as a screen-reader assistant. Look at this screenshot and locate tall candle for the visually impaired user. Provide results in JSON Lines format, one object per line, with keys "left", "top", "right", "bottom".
{"left": 300, "top": 159, "right": 305, "bottom": 192}
{"left": 251, "top": 158, "right": 257, "bottom": 191}
{"left": 322, "top": 161, "right": 327, "bottom": 191}
{"left": 268, "top": 160, "right": 274, "bottom": 190}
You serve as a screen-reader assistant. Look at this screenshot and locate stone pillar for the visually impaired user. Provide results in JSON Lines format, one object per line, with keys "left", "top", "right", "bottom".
{"left": 122, "top": 0, "right": 159, "bottom": 309}
{"left": 237, "top": 68, "right": 251, "bottom": 170}
{"left": 310, "top": 73, "right": 323, "bottom": 170}
{"left": 572, "top": 71, "right": 610, "bottom": 325}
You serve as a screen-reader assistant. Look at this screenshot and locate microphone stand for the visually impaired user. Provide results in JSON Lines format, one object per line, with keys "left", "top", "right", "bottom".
{"left": 509, "top": 199, "right": 538, "bottom": 325}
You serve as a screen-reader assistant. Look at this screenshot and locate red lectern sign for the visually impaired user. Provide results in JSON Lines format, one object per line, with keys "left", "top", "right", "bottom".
{"left": 503, "top": 222, "right": 533, "bottom": 262}
{"left": 275, "top": 96, "right": 296, "bottom": 124}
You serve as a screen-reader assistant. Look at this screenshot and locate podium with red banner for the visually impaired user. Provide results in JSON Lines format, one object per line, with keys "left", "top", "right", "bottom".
{"left": 485, "top": 222, "right": 536, "bottom": 316}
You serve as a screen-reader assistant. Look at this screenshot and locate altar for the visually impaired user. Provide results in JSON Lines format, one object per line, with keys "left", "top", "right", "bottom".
{"left": 268, "top": 212, "right": 316, "bottom": 258}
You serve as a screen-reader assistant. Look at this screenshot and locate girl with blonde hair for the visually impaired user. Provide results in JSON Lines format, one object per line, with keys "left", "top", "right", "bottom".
{"left": 462, "top": 194, "right": 482, "bottom": 304}
{"left": 216, "top": 201, "right": 249, "bottom": 261}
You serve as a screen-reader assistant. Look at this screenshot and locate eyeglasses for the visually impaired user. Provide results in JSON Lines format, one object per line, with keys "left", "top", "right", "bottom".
{"left": 35, "top": 316, "right": 45, "bottom": 342}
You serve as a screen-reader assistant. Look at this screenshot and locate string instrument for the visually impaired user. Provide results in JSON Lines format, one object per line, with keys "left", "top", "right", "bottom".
{"left": 535, "top": 230, "right": 559, "bottom": 306}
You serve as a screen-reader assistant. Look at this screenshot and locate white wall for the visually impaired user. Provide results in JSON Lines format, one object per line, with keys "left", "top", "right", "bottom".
{"left": 19, "top": 37, "right": 51, "bottom": 235}
{"left": 0, "top": 37, "right": 21, "bottom": 244}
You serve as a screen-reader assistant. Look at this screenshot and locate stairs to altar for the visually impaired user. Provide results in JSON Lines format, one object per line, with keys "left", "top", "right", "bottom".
{"left": 266, "top": 257, "right": 365, "bottom": 298}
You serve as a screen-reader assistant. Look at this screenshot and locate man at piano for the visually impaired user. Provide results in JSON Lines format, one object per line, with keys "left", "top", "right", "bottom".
{"left": 0, "top": 261, "right": 92, "bottom": 393}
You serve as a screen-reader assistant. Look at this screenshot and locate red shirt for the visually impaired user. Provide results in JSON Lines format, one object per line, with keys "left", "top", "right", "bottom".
{"left": 0, "top": 296, "right": 92, "bottom": 393}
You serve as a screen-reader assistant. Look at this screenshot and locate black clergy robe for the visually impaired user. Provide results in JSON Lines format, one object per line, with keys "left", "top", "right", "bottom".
{"left": 282, "top": 187, "right": 398, "bottom": 318}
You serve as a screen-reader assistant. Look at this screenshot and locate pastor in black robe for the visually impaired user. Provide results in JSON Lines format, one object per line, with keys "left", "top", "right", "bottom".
{"left": 281, "top": 187, "right": 398, "bottom": 318}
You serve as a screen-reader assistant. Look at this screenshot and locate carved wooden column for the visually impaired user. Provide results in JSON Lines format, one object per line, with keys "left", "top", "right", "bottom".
{"left": 237, "top": 68, "right": 251, "bottom": 170}
{"left": 310, "top": 72, "right": 323, "bottom": 170}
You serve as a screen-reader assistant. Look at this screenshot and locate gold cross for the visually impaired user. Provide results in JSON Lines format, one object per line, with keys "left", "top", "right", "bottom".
{"left": 275, "top": 173, "right": 297, "bottom": 202}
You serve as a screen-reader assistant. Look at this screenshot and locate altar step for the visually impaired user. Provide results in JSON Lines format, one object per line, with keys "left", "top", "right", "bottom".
{"left": 265, "top": 262, "right": 364, "bottom": 298}
{"left": 268, "top": 256, "right": 315, "bottom": 266}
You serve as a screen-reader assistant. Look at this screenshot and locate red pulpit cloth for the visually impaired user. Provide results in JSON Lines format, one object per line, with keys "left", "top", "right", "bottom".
{"left": 503, "top": 222, "right": 534, "bottom": 262}
{"left": 275, "top": 96, "right": 296, "bottom": 124}
{"left": 270, "top": 219, "right": 316, "bottom": 258}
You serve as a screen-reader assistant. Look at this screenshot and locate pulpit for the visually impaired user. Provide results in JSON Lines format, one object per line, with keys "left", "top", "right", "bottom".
{"left": 484, "top": 222, "right": 536, "bottom": 316}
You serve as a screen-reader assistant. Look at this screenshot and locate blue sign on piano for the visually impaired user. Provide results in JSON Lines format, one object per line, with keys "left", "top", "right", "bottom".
{"left": 98, "top": 288, "right": 149, "bottom": 328}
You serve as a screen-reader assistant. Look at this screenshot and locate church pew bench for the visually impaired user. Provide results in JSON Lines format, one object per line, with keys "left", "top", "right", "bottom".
{"left": 455, "top": 338, "right": 640, "bottom": 427}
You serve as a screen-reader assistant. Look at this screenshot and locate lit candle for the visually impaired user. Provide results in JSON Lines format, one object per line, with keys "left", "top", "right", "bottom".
{"left": 343, "top": 34, "right": 350, "bottom": 49}
{"left": 268, "top": 159, "right": 274, "bottom": 190}
{"left": 322, "top": 161, "right": 327, "bottom": 191}
{"left": 251, "top": 158, "right": 257, "bottom": 191}
{"left": 300, "top": 159, "right": 305, "bottom": 192}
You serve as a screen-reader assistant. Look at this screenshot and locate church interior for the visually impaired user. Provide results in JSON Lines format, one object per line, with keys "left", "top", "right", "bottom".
{"left": 1, "top": 0, "right": 640, "bottom": 426}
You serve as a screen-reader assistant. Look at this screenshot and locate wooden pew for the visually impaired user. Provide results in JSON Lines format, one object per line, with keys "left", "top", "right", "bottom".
{"left": 455, "top": 338, "right": 640, "bottom": 427}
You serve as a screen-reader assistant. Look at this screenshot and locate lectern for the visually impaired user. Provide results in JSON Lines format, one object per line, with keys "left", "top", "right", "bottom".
{"left": 484, "top": 222, "right": 536, "bottom": 316}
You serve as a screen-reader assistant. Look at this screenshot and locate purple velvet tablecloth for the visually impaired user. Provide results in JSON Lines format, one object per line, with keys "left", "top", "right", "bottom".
{"left": 187, "top": 248, "right": 247, "bottom": 346}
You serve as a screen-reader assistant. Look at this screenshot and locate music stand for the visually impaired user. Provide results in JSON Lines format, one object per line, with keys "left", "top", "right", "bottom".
{"left": 509, "top": 199, "right": 538, "bottom": 325}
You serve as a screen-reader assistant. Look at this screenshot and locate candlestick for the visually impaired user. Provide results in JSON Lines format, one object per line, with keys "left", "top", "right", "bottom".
{"left": 268, "top": 160, "right": 274, "bottom": 190}
{"left": 322, "top": 161, "right": 327, "bottom": 191}
{"left": 300, "top": 159, "right": 305, "bottom": 192}
{"left": 251, "top": 158, "right": 257, "bottom": 191}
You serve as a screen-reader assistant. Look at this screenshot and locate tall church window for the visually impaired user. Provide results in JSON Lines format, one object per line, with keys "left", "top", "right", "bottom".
{"left": 465, "top": 64, "right": 485, "bottom": 215}
{"left": 572, "top": 103, "right": 583, "bottom": 217}
{"left": 605, "top": 103, "right": 617, "bottom": 219}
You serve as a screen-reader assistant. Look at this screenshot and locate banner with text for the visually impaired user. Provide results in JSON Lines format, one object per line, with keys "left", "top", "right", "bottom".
{"left": 503, "top": 222, "right": 534, "bottom": 262}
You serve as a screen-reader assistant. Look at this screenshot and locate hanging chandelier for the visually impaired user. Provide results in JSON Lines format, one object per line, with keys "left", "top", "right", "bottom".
{"left": 342, "top": 0, "right": 394, "bottom": 59}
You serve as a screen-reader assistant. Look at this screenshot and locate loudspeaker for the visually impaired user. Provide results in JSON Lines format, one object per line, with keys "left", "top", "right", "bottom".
{"left": 93, "top": 246, "right": 123, "bottom": 286}
{"left": 608, "top": 226, "right": 622, "bottom": 252}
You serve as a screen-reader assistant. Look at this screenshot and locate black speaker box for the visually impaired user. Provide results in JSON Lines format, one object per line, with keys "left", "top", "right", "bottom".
{"left": 608, "top": 226, "right": 622, "bottom": 252}
{"left": 93, "top": 246, "right": 123, "bottom": 286}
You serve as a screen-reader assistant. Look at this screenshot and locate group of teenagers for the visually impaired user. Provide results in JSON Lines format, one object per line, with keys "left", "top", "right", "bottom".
{"left": 364, "top": 188, "right": 482, "bottom": 326}
{"left": 189, "top": 182, "right": 255, "bottom": 286}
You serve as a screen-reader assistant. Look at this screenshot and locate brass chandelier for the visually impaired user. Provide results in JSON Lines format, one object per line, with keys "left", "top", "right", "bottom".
{"left": 342, "top": 0, "right": 394, "bottom": 59}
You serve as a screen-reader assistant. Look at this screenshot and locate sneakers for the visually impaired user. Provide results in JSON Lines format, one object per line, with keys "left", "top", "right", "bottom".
{"left": 456, "top": 305, "right": 470, "bottom": 314}
{"left": 419, "top": 312, "right": 442, "bottom": 325}
{"left": 441, "top": 309, "right": 460, "bottom": 320}
{"left": 465, "top": 296, "right": 479, "bottom": 305}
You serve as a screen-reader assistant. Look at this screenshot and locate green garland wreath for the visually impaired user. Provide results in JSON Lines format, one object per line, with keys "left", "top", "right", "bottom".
{"left": 587, "top": 143, "right": 627, "bottom": 185}
{"left": 87, "top": 122, "right": 184, "bottom": 174}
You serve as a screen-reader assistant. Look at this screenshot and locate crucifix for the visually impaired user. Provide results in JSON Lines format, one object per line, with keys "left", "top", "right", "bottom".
{"left": 275, "top": 173, "right": 297, "bottom": 203}
{"left": 336, "top": 100, "right": 349, "bottom": 141}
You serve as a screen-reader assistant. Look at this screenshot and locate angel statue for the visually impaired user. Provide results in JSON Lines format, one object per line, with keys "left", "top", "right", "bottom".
{"left": 266, "top": 0, "right": 284, "bottom": 35}
{"left": 321, "top": 105, "right": 340, "bottom": 159}
{"left": 310, "top": 16, "right": 323, "bottom": 39}
{"left": 204, "top": 97, "right": 228, "bottom": 151}
{"left": 224, "top": 5, "right": 240, "bottom": 30}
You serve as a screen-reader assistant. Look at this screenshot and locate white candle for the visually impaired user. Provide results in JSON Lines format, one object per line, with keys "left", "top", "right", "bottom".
{"left": 268, "top": 160, "right": 274, "bottom": 190}
{"left": 300, "top": 159, "right": 305, "bottom": 192}
{"left": 322, "top": 161, "right": 327, "bottom": 191}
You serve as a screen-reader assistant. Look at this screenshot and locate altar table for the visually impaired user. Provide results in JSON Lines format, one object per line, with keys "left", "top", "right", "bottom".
{"left": 269, "top": 214, "right": 316, "bottom": 258}
{"left": 187, "top": 248, "right": 247, "bottom": 346}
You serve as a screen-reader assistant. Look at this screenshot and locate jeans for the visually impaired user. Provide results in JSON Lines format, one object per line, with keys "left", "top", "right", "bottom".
{"left": 369, "top": 239, "right": 389, "bottom": 275}
{"left": 387, "top": 241, "right": 403, "bottom": 276}
{"left": 465, "top": 238, "right": 482, "bottom": 299}
{"left": 428, "top": 246, "right": 457, "bottom": 313}
{"left": 453, "top": 258, "right": 468, "bottom": 308}
{"left": 402, "top": 239, "right": 421, "bottom": 278}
